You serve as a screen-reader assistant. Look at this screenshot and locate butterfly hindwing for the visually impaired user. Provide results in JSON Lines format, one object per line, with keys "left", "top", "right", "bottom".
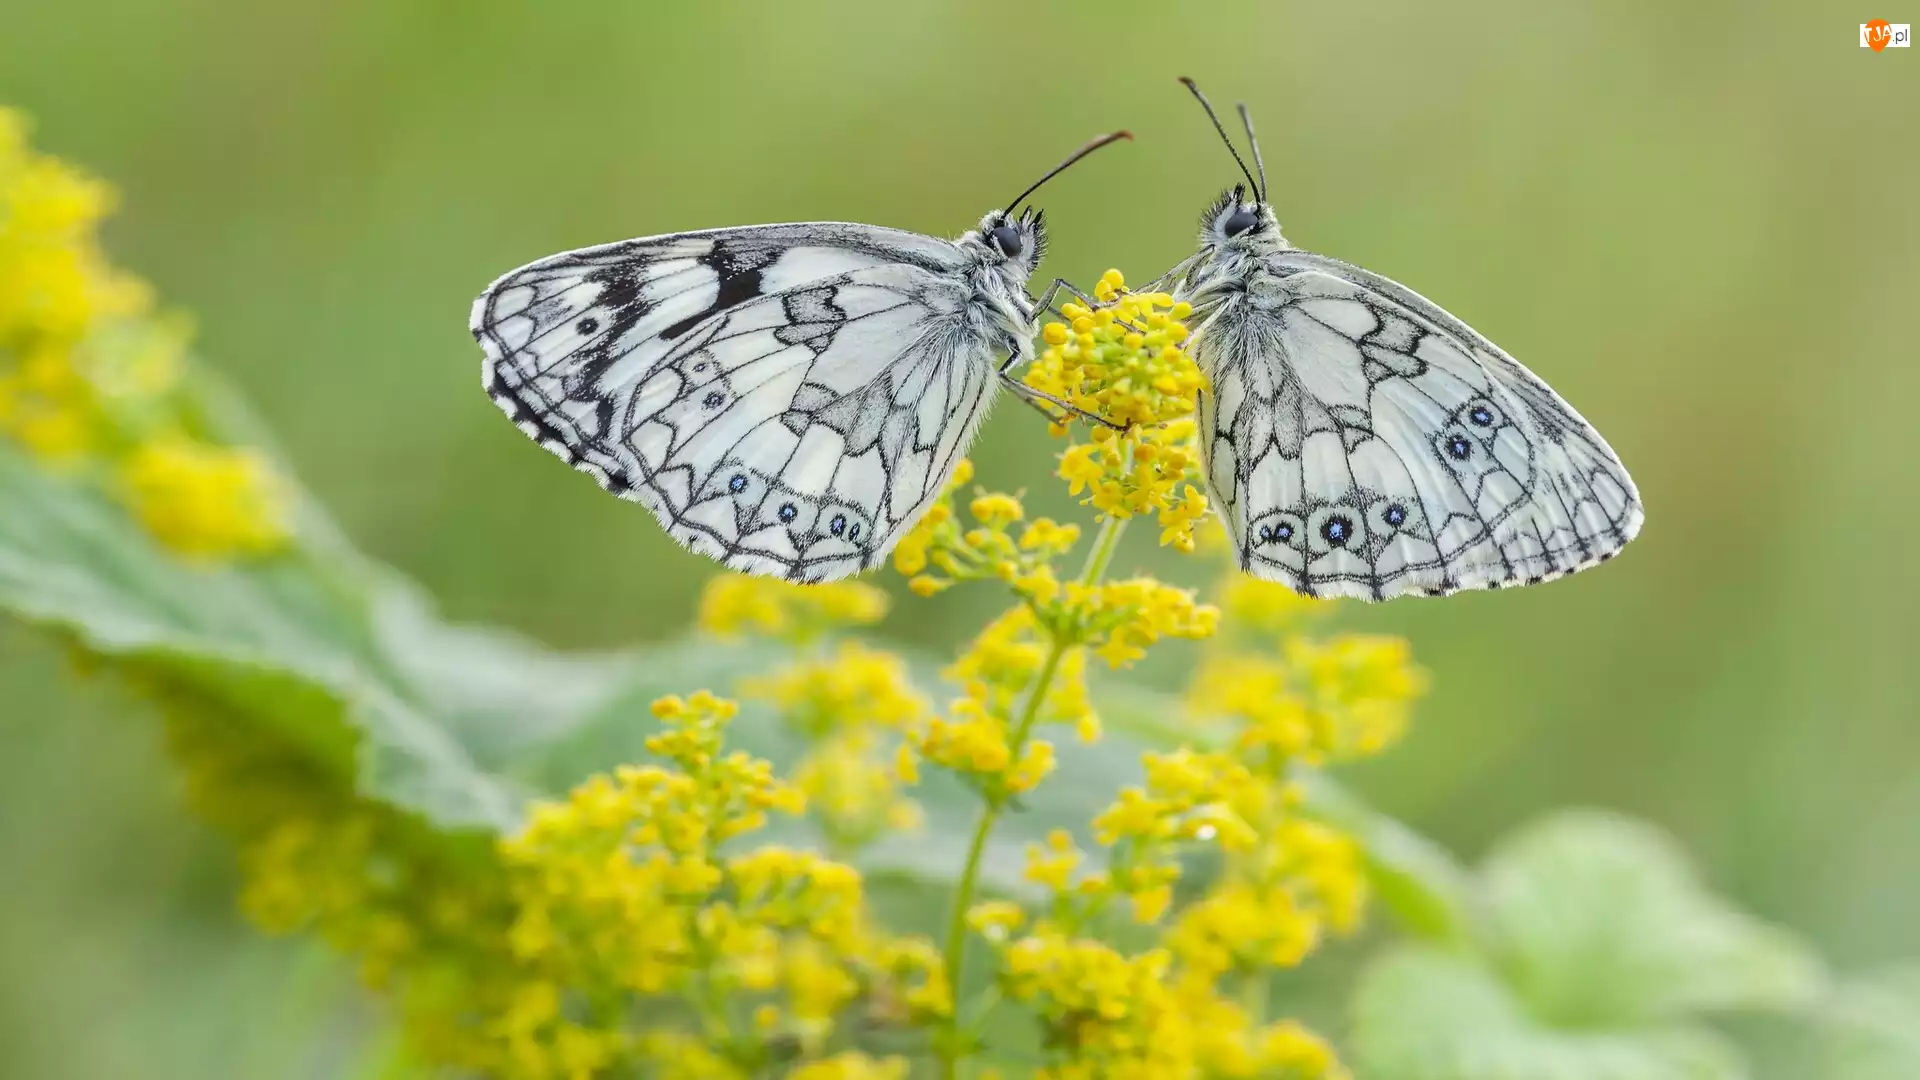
{"left": 1198, "top": 251, "right": 1642, "bottom": 600}
{"left": 473, "top": 224, "right": 999, "bottom": 583}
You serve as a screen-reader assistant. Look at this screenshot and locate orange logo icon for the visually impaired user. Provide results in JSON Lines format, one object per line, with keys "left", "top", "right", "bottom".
{"left": 1866, "top": 19, "right": 1894, "bottom": 50}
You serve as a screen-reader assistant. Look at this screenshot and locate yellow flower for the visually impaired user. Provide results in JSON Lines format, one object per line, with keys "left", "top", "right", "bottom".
{"left": 1257, "top": 1019, "right": 1349, "bottom": 1079}
{"left": 745, "top": 641, "right": 928, "bottom": 852}
{"left": 786, "top": 1053, "right": 910, "bottom": 1080}
{"left": 1025, "top": 271, "right": 1210, "bottom": 549}
{"left": 1165, "top": 881, "right": 1319, "bottom": 980}
{"left": 966, "top": 900, "right": 1027, "bottom": 941}
{"left": 499, "top": 693, "right": 951, "bottom": 1073}
{"left": 1024, "top": 829, "right": 1083, "bottom": 892}
{"left": 0, "top": 108, "right": 147, "bottom": 344}
{"left": 791, "top": 730, "right": 924, "bottom": 851}
{"left": 890, "top": 459, "right": 973, "bottom": 582}
{"left": 744, "top": 640, "right": 930, "bottom": 737}
{"left": 697, "top": 574, "right": 888, "bottom": 642}
{"left": 1074, "top": 577, "right": 1219, "bottom": 668}
{"left": 1192, "top": 634, "right": 1426, "bottom": 767}
{"left": 119, "top": 437, "right": 290, "bottom": 559}
{"left": 1217, "top": 575, "right": 1333, "bottom": 638}
{"left": 969, "top": 492, "right": 1023, "bottom": 527}
{"left": 3, "top": 108, "right": 289, "bottom": 564}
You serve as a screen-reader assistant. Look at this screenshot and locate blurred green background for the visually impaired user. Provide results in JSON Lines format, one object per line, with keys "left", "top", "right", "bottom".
{"left": 3, "top": 2, "right": 1915, "bottom": 1076}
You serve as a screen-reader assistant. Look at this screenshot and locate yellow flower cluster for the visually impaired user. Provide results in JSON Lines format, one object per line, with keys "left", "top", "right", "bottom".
{"left": 504, "top": 692, "right": 947, "bottom": 1073}
{"left": 942, "top": 568, "right": 1424, "bottom": 1078}
{"left": 1192, "top": 578, "right": 1428, "bottom": 767}
{"left": 698, "top": 574, "right": 932, "bottom": 854}
{"left": 699, "top": 573, "right": 889, "bottom": 643}
{"left": 120, "top": 437, "right": 289, "bottom": 559}
{"left": 883, "top": 445, "right": 1218, "bottom": 815}
{"left": 1027, "top": 270, "right": 1212, "bottom": 551}
{"left": 742, "top": 638, "right": 931, "bottom": 851}
{"left": 893, "top": 459, "right": 1081, "bottom": 600}
{"left": 0, "top": 108, "right": 147, "bottom": 462}
{"left": 156, "top": 689, "right": 538, "bottom": 1075}
{"left": 905, "top": 574, "right": 1216, "bottom": 809}
{"left": 161, "top": 674, "right": 960, "bottom": 1080}
{"left": 0, "top": 107, "right": 287, "bottom": 558}
{"left": 973, "top": 740, "right": 1361, "bottom": 1078}
{"left": 981, "top": 916, "right": 1346, "bottom": 1080}
{"left": 893, "top": 463, "right": 1218, "bottom": 663}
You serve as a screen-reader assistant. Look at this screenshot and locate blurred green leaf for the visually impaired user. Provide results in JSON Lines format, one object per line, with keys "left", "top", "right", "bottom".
{"left": 1350, "top": 810, "right": 1829, "bottom": 1080}
{"left": 1351, "top": 945, "right": 1746, "bottom": 1080}
{"left": 0, "top": 438, "right": 631, "bottom": 830}
{"left": 1818, "top": 967, "right": 1920, "bottom": 1080}
{"left": 1484, "top": 811, "right": 1825, "bottom": 1026}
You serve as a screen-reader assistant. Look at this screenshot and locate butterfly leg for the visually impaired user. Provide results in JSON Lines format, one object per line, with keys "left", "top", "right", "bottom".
{"left": 1032, "top": 278, "right": 1146, "bottom": 333}
{"left": 995, "top": 367, "right": 1126, "bottom": 431}
{"left": 1033, "top": 277, "right": 1098, "bottom": 316}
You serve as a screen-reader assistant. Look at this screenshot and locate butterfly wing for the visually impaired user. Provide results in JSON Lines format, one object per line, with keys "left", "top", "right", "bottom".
{"left": 472, "top": 224, "right": 998, "bottom": 582}
{"left": 1195, "top": 250, "right": 1642, "bottom": 600}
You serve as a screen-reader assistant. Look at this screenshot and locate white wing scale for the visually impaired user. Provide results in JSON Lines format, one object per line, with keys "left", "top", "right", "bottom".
{"left": 472, "top": 224, "right": 996, "bottom": 583}
{"left": 1197, "top": 251, "right": 1642, "bottom": 600}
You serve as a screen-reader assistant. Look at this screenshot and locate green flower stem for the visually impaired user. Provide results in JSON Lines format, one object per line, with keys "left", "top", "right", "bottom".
{"left": 1241, "top": 967, "right": 1270, "bottom": 1026}
{"left": 1077, "top": 512, "right": 1128, "bottom": 586}
{"left": 937, "top": 638, "right": 1064, "bottom": 1078}
{"left": 936, "top": 512, "right": 1127, "bottom": 1080}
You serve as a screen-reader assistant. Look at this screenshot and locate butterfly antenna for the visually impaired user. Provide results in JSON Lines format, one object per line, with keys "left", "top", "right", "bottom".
{"left": 1178, "top": 77, "right": 1259, "bottom": 200}
{"left": 1236, "top": 101, "right": 1267, "bottom": 201}
{"left": 1004, "top": 130, "right": 1133, "bottom": 216}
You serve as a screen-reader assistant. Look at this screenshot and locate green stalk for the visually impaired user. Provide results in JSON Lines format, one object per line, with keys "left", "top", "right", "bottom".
{"left": 1077, "top": 512, "right": 1128, "bottom": 586}
{"left": 935, "top": 512, "right": 1127, "bottom": 1080}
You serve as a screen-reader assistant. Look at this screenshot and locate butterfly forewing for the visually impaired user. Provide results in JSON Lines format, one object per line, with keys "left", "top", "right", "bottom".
{"left": 1193, "top": 251, "right": 1642, "bottom": 600}
{"left": 473, "top": 224, "right": 1004, "bottom": 583}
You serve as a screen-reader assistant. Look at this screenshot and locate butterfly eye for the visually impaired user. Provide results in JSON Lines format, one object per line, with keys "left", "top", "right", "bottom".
{"left": 989, "top": 225, "right": 1024, "bottom": 257}
{"left": 1221, "top": 208, "right": 1260, "bottom": 238}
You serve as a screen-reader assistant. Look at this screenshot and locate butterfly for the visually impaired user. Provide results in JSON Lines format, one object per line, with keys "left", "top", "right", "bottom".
{"left": 1160, "top": 79, "right": 1643, "bottom": 601}
{"left": 471, "top": 132, "right": 1130, "bottom": 583}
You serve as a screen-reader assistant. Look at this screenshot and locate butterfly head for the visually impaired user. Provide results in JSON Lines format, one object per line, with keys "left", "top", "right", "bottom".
{"left": 1202, "top": 184, "right": 1283, "bottom": 250}
{"left": 967, "top": 207, "right": 1047, "bottom": 272}
{"left": 1180, "top": 80, "right": 1287, "bottom": 254}
{"left": 965, "top": 130, "right": 1129, "bottom": 278}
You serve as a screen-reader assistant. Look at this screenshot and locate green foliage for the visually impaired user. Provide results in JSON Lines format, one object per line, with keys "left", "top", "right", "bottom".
{"left": 1819, "top": 967, "right": 1920, "bottom": 1080}
{"left": 1352, "top": 947, "right": 1746, "bottom": 1080}
{"left": 1482, "top": 813, "right": 1824, "bottom": 1025}
{"left": 1349, "top": 810, "right": 1827, "bottom": 1080}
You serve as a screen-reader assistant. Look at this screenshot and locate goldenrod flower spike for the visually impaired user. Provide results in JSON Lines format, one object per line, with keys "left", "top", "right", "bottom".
{"left": 1, "top": 107, "right": 288, "bottom": 558}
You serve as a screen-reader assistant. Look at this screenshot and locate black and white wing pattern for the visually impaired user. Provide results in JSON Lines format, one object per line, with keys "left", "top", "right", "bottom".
{"left": 472, "top": 224, "right": 1000, "bottom": 583}
{"left": 1198, "top": 251, "right": 1643, "bottom": 600}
